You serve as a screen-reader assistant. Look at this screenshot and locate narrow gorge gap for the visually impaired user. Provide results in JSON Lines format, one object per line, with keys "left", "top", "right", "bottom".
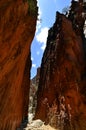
{"left": 29, "top": 0, "right": 72, "bottom": 124}
{"left": 1, "top": 0, "right": 86, "bottom": 130}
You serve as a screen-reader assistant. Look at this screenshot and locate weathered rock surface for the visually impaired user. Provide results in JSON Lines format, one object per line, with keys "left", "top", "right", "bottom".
{"left": 29, "top": 68, "right": 40, "bottom": 121}
{"left": 35, "top": 0, "right": 86, "bottom": 129}
{"left": 0, "top": 0, "right": 37, "bottom": 130}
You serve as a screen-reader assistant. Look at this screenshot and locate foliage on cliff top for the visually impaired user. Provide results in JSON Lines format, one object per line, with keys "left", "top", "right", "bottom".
{"left": 28, "top": 0, "right": 38, "bottom": 15}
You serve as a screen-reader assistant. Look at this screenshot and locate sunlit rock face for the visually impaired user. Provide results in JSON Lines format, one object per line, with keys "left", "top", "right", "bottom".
{"left": 35, "top": 0, "right": 86, "bottom": 129}
{"left": 0, "top": 0, "right": 37, "bottom": 130}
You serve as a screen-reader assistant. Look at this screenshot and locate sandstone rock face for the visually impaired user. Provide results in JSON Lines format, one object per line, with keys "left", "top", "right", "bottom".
{"left": 29, "top": 68, "right": 40, "bottom": 118}
{"left": 0, "top": 0, "right": 37, "bottom": 130}
{"left": 35, "top": 0, "right": 86, "bottom": 129}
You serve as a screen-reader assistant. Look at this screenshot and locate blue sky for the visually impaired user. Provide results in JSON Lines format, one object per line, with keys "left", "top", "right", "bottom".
{"left": 31, "top": 0, "right": 71, "bottom": 78}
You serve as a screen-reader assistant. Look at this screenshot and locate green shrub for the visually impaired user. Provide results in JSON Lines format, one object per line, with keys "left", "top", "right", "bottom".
{"left": 28, "top": 0, "right": 38, "bottom": 15}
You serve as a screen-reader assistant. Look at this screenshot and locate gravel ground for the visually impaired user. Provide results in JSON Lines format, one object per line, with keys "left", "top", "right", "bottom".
{"left": 24, "top": 119, "right": 58, "bottom": 130}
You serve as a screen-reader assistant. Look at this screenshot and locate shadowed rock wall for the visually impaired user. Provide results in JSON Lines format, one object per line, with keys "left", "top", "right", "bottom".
{"left": 35, "top": 0, "right": 86, "bottom": 129}
{"left": 0, "top": 0, "right": 37, "bottom": 130}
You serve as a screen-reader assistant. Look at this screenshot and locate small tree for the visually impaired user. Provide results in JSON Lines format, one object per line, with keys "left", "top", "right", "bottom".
{"left": 62, "top": 6, "right": 70, "bottom": 15}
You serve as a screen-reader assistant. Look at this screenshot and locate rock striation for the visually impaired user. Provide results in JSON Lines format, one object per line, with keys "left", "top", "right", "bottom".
{"left": 35, "top": 0, "right": 86, "bottom": 129}
{"left": 0, "top": 0, "right": 37, "bottom": 130}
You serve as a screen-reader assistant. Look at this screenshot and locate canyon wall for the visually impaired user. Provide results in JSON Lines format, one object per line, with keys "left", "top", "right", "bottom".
{"left": 0, "top": 0, "right": 37, "bottom": 130}
{"left": 29, "top": 67, "right": 40, "bottom": 121}
{"left": 35, "top": 0, "right": 86, "bottom": 129}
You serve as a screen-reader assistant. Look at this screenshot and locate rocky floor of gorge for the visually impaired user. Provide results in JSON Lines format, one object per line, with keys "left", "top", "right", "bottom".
{"left": 24, "top": 119, "right": 58, "bottom": 130}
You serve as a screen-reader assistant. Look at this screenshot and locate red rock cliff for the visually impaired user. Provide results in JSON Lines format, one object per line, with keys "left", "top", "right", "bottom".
{"left": 0, "top": 0, "right": 37, "bottom": 130}
{"left": 35, "top": 0, "right": 86, "bottom": 129}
